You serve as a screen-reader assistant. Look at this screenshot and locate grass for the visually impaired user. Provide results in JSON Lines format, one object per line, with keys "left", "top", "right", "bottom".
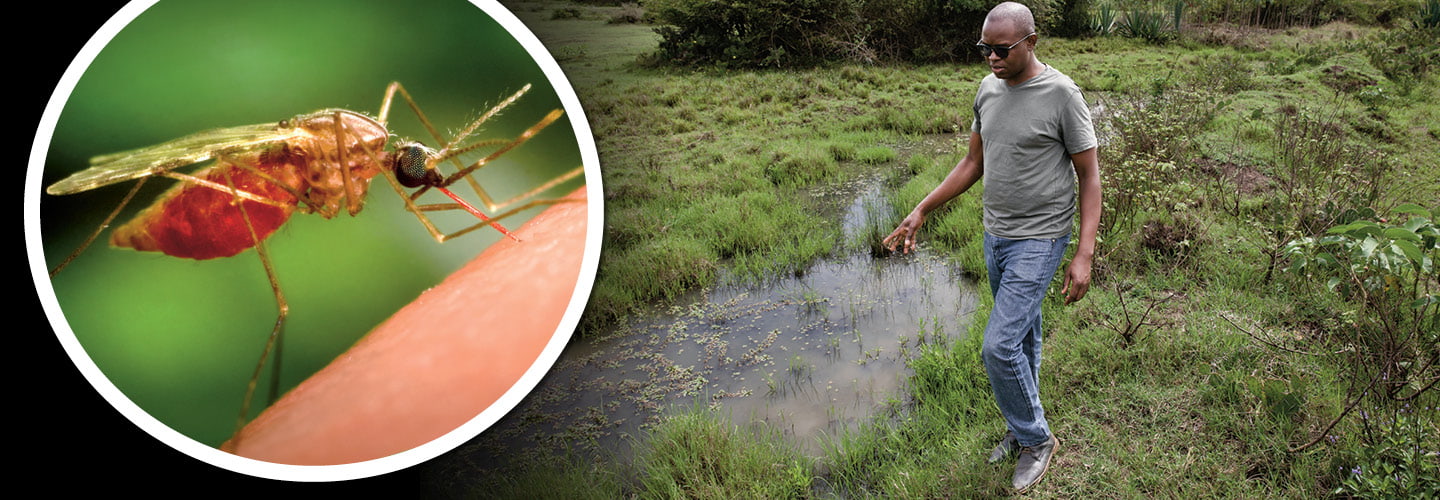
{"left": 636, "top": 404, "right": 814, "bottom": 499}
{"left": 436, "top": 2, "right": 1440, "bottom": 497}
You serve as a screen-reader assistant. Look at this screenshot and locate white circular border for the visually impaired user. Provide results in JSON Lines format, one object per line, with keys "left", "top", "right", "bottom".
{"left": 23, "top": 0, "right": 602, "bottom": 482}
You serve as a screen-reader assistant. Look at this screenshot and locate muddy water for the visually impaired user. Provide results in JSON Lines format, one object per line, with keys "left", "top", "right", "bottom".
{"left": 463, "top": 177, "right": 981, "bottom": 467}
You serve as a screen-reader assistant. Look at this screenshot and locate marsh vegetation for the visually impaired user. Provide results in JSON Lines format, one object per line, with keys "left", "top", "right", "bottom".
{"left": 428, "top": 1, "right": 1439, "bottom": 497}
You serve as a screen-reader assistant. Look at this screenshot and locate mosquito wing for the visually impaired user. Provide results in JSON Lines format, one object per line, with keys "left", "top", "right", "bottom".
{"left": 46, "top": 122, "right": 308, "bottom": 195}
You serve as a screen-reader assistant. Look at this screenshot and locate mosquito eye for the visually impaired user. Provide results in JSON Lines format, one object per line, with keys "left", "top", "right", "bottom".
{"left": 394, "top": 145, "right": 439, "bottom": 188}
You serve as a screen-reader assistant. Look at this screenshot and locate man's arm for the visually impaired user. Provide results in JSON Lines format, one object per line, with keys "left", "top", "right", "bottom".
{"left": 1062, "top": 147, "right": 1100, "bottom": 304}
{"left": 883, "top": 131, "right": 984, "bottom": 254}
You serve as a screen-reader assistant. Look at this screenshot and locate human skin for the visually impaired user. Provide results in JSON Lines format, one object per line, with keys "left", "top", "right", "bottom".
{"left": 221, "top": 187, "right": 587, "bottom": 465}
{"left": 882, "top": 19, "right": 1100, "bottom": 306}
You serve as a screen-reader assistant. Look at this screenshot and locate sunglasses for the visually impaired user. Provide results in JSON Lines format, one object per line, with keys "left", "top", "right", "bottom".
{"left": 975, "top": 32, "right": 1036, "bottom": 59}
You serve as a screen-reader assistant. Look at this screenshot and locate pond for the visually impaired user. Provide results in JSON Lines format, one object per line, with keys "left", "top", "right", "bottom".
{"left": 456, "top": 174, "right": 982, "bottom": 468}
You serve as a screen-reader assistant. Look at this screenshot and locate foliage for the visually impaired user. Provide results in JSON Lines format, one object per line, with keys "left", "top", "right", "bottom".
{"left": 1423, "top": 0, "right": 1440, "bottom": 28}
{"left": 1284, "top": 204, "right": 1440, "bottom": 467}
{"left": 1097, "top": 88, "right": 1225, "bottom": 236}
{"left": 1181, "top": 0, "right": 1413, "bottom": 27}
{"left": 1284, "top": 204, "right": 1438, "bottom": 326}
{"left": 1088, "top": 1, "right": 1117, "bottom": 35}
{"left": 648, "top": 0, "right": 1099, "bottom": 67}
{"left": 1193, "top": 53, "right": 1256, "bottom": 93}
{"left": 1116, "top": 8, "right": 1178, "bottom": 42}
{"left": 647, "top": 0, "right": 847, "bottom": 67}
{"left": 607, "top": 3, "right": 646, "bottom": 24}
{"left": 1240, "top": 105, "right": 1390, "bottom": 282}
{"left": 1335, "top": 405, "right": 1440, "bottom": 499}
{"left": 853, "top": 0, "right": 990, "bottom": 63}
{"left": 1362, "top": 14, "right": 1440, "bottom": 94}
{"left": 636, "top": 407, "right": 813, "bottom": 499}
{"left": 1040, "top": 0, "right": 1098, "bottom": 37}
{"left": 1172, "top": 0, "right": 1187, "bottom": 32}
{"left": 552, "top": 6, "right": 584, "bottom": 20}
{"left": 1267, "top": 107, "right": 1387, "bottom": 235}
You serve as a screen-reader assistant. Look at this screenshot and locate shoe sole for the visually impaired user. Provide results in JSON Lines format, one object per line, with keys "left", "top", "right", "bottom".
{"left": 1014, "top": 436, "right": 1060, "bottom": 494}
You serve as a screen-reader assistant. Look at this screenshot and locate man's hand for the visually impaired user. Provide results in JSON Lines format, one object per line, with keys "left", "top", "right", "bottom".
{"left": 883, "top": 211, "right": 926, "bottom": 254}
{"left": 1061, "top": 252, "right": 1092, "bottom": 305}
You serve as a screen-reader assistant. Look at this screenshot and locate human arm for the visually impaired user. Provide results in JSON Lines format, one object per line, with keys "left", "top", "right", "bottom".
{"left": 1062, "top": 147, "right": 1100, "bottom": 304}
{"left": 221, "top": 188, "right": 588, "bottom": 464}
{"left": 883, "top": 132, "right": 984, "bottom": 254}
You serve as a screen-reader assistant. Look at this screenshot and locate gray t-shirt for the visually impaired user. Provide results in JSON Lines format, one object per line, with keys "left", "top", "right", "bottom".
{"left": 971, "top": 65, "right": 1096, "bottom": 240}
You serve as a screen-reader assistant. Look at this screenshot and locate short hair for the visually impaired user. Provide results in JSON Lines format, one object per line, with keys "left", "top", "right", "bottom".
{"left": 985, "top": 2, "right": 1037, "bottom": 35}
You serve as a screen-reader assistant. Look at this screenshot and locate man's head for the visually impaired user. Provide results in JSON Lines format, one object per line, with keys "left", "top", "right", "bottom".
{"left": 979, "top": 2, "right": 1039, "bottom": 83}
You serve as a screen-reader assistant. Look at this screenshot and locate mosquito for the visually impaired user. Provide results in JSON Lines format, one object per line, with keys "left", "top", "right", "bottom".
{"left": 44, "top": 81, "right": 585, "bottom": 443}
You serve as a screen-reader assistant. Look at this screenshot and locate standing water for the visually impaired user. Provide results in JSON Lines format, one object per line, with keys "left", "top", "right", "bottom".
{"left": 458, "top": 175, "right": 981, "bottom": 468}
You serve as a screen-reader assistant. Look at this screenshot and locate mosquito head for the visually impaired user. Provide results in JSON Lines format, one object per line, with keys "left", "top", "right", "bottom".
{"left": 393, "top": 142, "right": 443, "bottom": 188}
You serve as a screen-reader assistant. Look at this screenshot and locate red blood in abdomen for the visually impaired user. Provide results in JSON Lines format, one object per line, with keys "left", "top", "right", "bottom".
{"left": 112, "top": 162, "right": 304, "bottom": 260}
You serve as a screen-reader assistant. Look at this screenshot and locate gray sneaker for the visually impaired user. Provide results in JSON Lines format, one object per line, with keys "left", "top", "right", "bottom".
{"left": 987, "top": 431, "right": 1018, "bottom": 464}
{"left": 1012, "top": 434, "right": 1059, "bottom": 492}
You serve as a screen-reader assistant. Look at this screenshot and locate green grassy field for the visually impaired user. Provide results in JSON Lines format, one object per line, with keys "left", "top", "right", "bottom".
{"left": 434, "top": 2, "right": 1439, "bottom": 497}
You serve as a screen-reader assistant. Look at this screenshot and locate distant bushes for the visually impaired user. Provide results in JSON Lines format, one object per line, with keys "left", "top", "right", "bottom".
{"left": 646, "top": 0, "right": 1430, "bottom": 68}
{"left": 647, "top": 0, "right": 1094, "bottom": 68}
{"left": 1141, "top": 0, "right": 1416, "bottom": 28}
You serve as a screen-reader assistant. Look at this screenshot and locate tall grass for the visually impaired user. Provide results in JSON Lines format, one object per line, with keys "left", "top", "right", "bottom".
{"left": 636, "top": 406, "right": 813, "bottom": 499}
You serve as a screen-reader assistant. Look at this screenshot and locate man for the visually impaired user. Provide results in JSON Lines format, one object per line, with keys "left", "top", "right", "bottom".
{"left": 882, "top": 1, "right": 1101, "bottom": 493}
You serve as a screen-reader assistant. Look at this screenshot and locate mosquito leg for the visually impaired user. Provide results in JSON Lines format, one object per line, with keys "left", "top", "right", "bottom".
{"left": 329, "top": 109, "right": 362, "bottom": 215}
{"left": 160, "top": 170, "right": 294, "bottom": 209}
{"left": 381, "top": 164, "right": 583, "bottom": 244}
{"left": 379, "top": 81, "right": 451, "bottom": 151}
{"left": 470, "top": 165, "right": 583, "bottom": 214}
{"left": 412, "top": 164, "right": 584, "bottom": 239}
{"left": 404, "top": 108, "right": 566, "bottom": 211}
{"left": 382, "top": 81, "right": 531, "bottom": 154}
{"left": 419, "top": 190, "right": 584, "bottom": 242}
{"left": 226, "top": 159, "right": 312, "bottom": 212}
{"left": 224, "top": 169, "right": 289, "bottom": 440}
{"left": 439, "top": 109, "right": 565, "bottom": 210}
{"left": 379, "top": 170, "right": 450, "bottom": 244}
{"left": 49, "top": 177, "right": 148, "bottom": 278}
{"left": 384, "top": 81, "right": 544, "bottom": 208}
{"left": 376, "top": 81, "right": 583, "bottom": 243}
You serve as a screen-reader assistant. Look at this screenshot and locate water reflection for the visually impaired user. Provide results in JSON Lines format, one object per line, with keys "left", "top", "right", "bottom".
{"left": 462, "top": 180, "right": 980, "bottom": 467}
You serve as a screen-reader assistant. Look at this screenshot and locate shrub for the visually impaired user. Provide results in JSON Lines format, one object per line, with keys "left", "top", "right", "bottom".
{"left": 1284, "top": 204, "right": 1439, "bottom": 462}
{"left": 1116, "top": 8, "right": 1175, "bottom": 42}
{"left": 1049, "top": 0, "right": 1097, "bottom": 37}
{"left": 551, "top": 7, "right": 583, "bottom": 20}
{"left": 1183, "top": 0, "right": 1415, "bottom": 27}
{"left": 608, "top": 3, "right": 646, "bottom": 24}
{"left": 648, "top": 0, "right": 1008, "bottom": 67}
{"left": 1362, "top": 14, "right": 1439, "bottom": 95}
{"left": 1335, "top": 406, "right": 1440, "bottom": 499}
{"left": 1096, "top": 89, "right": 1224, "bottom": 235}
{"left": 648, "top": 0, "right": 860, "bottom": 67}
{"left": 646, "top": 0, "right": 1131, "bottom": 67}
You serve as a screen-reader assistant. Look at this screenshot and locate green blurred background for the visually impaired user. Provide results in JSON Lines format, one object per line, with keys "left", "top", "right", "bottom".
{"left": 40, "top": 0, "right": 586, "bottom": 447}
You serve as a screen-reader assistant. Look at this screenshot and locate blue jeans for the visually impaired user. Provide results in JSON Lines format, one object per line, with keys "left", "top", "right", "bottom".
{"left": 981, "top": 231, "right": 1070, "bottom": 447}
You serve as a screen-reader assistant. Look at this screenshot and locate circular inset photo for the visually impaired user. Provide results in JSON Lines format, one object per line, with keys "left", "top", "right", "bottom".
{"left": 26, "top": 0, "right": 599, "bottom": 479}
